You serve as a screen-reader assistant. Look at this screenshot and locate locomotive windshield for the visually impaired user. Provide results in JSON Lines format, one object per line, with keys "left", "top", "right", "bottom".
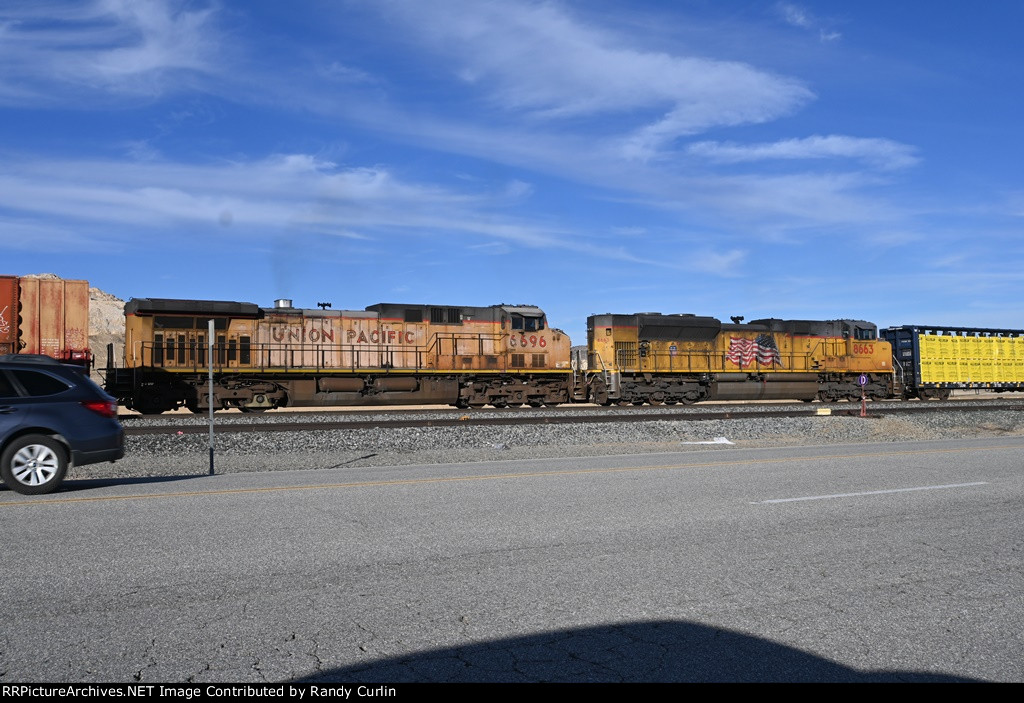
{"left": 511, "top": 313, "right": 545, "bottom": 331}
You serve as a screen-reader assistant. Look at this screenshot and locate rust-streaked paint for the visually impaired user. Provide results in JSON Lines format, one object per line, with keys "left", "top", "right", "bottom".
{"left": 0, "top": 276, "right": 18, "bottom": 354}
{"left": 17, "top": 277, "right": 39, "bottom": 355}
{"left": 1, "top": 276, "right": 91, "bottom": 361}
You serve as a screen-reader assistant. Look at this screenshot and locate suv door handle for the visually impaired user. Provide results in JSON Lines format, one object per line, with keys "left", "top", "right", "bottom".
{"left": 0, "top": 406, "right": 15, "bottom": 414}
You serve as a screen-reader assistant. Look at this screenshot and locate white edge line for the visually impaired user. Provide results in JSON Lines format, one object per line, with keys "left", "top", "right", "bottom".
{"left": 751, "top": 481, "right": 990, "bottom": 505}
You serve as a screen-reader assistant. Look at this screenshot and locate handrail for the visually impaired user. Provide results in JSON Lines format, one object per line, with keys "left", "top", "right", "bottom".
{"left": 608, "top": 348, "right": 822, "bottom": 374}
{"left": 136, "top": 334, "right": 517, "bottom": 374}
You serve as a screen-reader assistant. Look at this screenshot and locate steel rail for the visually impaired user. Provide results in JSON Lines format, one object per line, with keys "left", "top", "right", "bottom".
{"left": 121, "top": 401, "right": 1024, "bottom": 436}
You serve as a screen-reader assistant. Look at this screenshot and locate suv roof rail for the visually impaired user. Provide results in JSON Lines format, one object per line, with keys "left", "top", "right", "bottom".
{"left": 0, "top": 354, "right": 62, "bottom": 365}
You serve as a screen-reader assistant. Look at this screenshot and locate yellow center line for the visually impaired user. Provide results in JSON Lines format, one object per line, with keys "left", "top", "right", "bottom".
{"left": 0, "top": 443, "right": 1013, "bottom": 507}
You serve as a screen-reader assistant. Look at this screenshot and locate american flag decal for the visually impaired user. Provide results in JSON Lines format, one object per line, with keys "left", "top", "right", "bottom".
{"left": 727, "top": 335, "right": 783, "bottom": 367}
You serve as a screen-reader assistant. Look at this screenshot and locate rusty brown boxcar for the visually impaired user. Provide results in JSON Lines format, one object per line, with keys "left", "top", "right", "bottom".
{"left": 0, "top": 275, "right": 91, "bottom": 364}
{"left": 105, "top": 297, "right": 573, "bottom": 413}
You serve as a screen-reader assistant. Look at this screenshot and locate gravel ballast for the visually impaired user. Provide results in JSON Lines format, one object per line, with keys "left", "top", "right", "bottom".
{"left": 71, "top": 408, "right": 1024, "bottom": 481}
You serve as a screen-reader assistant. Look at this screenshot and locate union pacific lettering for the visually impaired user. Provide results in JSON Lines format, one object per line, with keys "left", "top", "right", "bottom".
{"left": 269, "top": 326, "right": 417, "bottom": 344}
{"left": 346, "top": 329, "right": 416, "bottom": 345}
{"left": 270, "top": 327, "right": 337, "bottom": 343}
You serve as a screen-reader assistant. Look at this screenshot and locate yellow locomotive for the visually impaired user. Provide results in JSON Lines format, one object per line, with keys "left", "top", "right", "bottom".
{"left": 106, "top": 298, "right": 571, "bottom": 413}
{"left": 582, "top": 313, "right": 892, "bottom": 404}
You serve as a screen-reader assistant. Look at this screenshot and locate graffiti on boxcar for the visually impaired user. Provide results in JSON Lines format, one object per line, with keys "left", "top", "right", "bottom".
{"left": 66, "top": 328, "right": 86, "bottom": 348}
{"left": 0, "top": 306, "right": 8, "bottom": 336}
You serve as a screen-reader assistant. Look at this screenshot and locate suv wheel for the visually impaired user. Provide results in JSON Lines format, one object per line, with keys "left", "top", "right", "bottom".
{"left": 1, "top": 435, "right": 68, "bottom": 495}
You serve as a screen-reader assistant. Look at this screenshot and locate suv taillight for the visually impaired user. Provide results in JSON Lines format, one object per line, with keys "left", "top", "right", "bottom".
{"left": 81, "top": 400, "right": 118, "bottom": 418}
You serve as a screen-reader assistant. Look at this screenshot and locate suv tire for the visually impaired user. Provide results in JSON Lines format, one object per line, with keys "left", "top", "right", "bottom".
{"left": 1, "top": 435, "right": 68, "bottom": 495}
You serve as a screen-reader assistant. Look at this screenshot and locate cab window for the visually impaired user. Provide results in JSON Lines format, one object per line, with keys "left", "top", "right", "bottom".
{"left": 511, "top": 315, "right": 545, "bottom": 332}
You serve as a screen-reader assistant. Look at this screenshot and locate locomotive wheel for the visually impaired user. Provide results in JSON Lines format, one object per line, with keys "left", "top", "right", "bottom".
{"left": 134, "top": 399, "right": 173, "bottom": 415}
{"left": 491, "top": 398, "right": 509, "bottom": 409}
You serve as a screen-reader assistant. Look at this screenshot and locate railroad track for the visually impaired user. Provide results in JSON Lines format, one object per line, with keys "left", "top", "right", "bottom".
{"left": 121, "top": 400, "right": 1024, "bottom": 436}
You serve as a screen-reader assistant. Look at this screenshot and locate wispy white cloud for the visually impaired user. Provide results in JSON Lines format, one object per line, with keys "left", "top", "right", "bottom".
{"left": 692, "top": 248, "right": 747, "bottom": 276}
{"left": 775, "top": 2, "right": 841, "bottom": 42}
{"left": 688, "top": 135, "right": 920, "bottom": 170}
{"left": 469, "top": 241, "right": 513, "bottom": 256}
{"left": 0, "top": 150, "right": 759, "bottom": 276}
{"left": 777, "top": 2, "right": 812, "bottom": 29}
{"left": 503, "top": 180, "right": 533, "bottom": 199}
{"left": 0, "top": 153, "right": 592, "bottom": 260}
{"left": 0, "top": 0, "right": 225, "bottom": 103}
{"left": 318, "top": 61, "right": 376, "bottom": 84}
{"left": 377, "top": 0, "right": 814, "bottom": 159}
{"left": 295, "top": 91, "right": 922, "bottom": 234}
{"left": 693, "top": 172, "right": 903, "bottom": 225}
{"left": 0, "top": 216, "right": 102, "bottom": 251}
{"left": 0, "top": 1, "right": 938, "bottom": 282}
{"left": 0, "top": 153, "right": 483, "bottom": 234}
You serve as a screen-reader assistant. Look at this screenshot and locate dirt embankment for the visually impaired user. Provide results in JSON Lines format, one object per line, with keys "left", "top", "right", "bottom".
{"left": 88, "top": 284, "right": 125, "bottom": 370}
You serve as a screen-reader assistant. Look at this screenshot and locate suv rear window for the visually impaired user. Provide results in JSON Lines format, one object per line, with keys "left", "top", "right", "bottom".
{"left": 0, "top": 374, "right": 15, "bottom": 398}
{"left": 11, "top": 369, "right": 72, "bottom": 397}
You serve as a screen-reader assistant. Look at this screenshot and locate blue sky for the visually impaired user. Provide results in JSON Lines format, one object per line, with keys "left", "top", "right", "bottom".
{"left": 2, "top": 0, "right": 1022, "bottom": 343}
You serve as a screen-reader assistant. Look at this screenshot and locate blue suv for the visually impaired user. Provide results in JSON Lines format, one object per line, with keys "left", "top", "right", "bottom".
{"left": 0, "top": 355, "right": 124, "bottom": 495}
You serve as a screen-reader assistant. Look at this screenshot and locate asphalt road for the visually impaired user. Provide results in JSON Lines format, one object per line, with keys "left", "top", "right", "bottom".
{"left": 1, "top": 437, "right": 1021, "bottom": 682}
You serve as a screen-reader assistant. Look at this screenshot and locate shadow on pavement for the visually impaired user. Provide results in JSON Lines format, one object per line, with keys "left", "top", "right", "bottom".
{"left": 295, "top": 620, "right": 980, "bottom": 683}
{"left": 58, "top": 474, "right": 210, "bottom": 491}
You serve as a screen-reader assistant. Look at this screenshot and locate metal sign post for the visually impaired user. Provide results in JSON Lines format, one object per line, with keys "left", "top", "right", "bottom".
{"left": 208, "top": 319, "right": 215, "bottom": 475}
{"left": 859, "top": 373, "right": 868, "bottom": 418}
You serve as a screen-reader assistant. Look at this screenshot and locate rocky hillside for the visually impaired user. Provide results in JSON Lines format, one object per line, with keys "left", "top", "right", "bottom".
{"left": 89, "top": 284, "right": 126, "bottom": 369}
